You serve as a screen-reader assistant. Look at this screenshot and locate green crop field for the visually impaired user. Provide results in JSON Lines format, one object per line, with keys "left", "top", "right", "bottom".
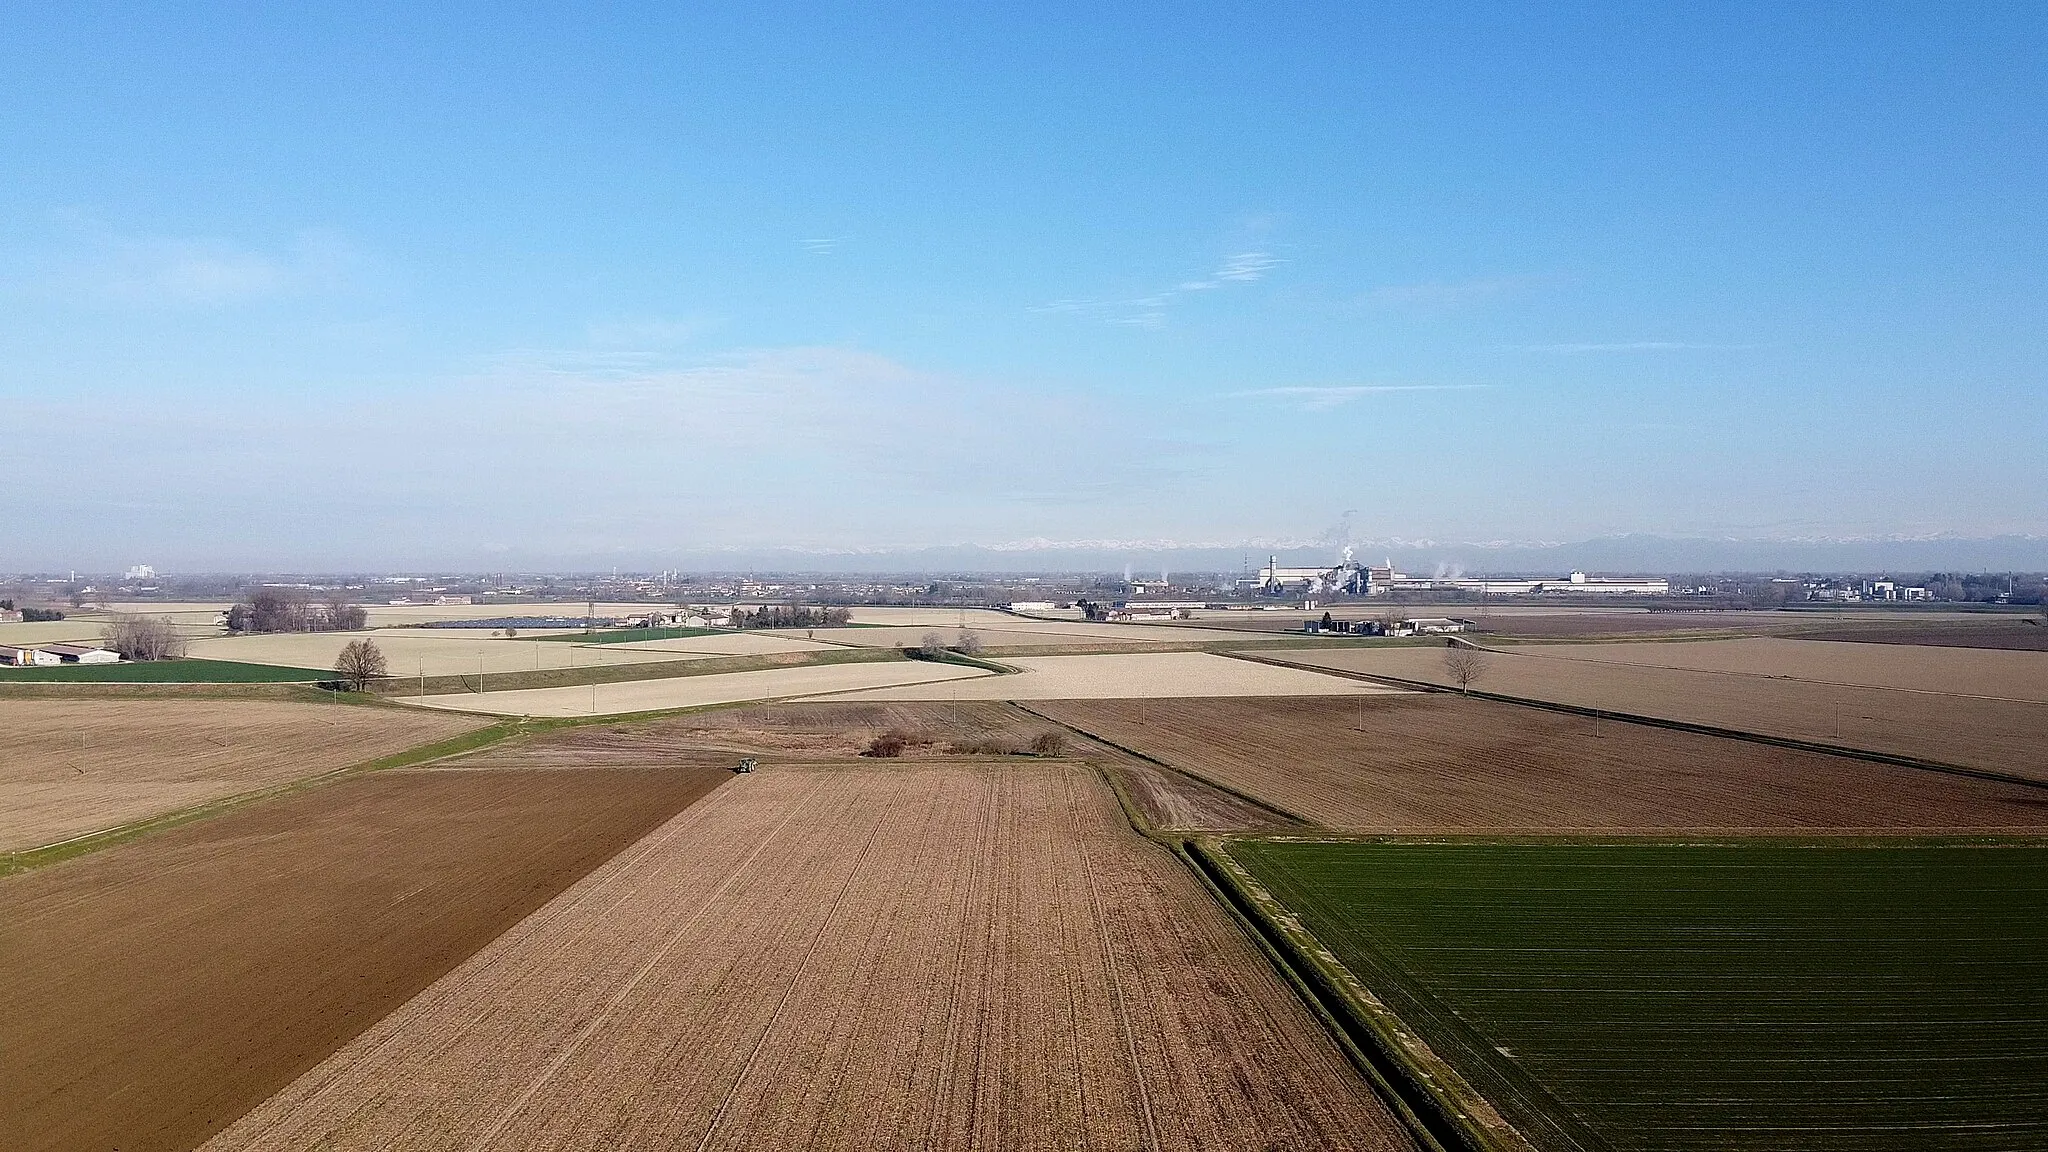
{"left": 0, "top": 659, "right": 332, "bottom": 683}
{"left": 1229, "top": 840, "right": 2048, "bottom": 1152}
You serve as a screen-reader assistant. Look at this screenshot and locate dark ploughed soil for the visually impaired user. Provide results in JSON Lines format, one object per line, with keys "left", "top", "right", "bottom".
{"left": 0, "top": 762, "right": 725, "bottom": 1152}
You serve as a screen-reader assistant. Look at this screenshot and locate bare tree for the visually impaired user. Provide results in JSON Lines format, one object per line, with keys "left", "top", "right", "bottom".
{"left": 1443, "top": 642, "right": 1489, "bottom": 695}
{"left": 1030, "top": 731, "right": 1069, "bottom": 757}
{"left": 101, "top": 615, "right": 187, "bottom": 661}
{"left": 955, "top": 628, "right": 984, "bottom": 656}
{"left": 335, "top": 638, "right": 388, "bottom": 692}
{"left": 918, "top": 630, "right": 949, "bottom": 658}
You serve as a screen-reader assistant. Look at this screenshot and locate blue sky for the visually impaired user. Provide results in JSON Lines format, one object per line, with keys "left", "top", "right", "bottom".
{"left": 4, "top": 4, "right": 2044, "bottom": 568}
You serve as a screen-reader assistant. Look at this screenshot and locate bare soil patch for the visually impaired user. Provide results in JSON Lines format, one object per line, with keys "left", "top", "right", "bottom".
{"left": 205, "top": 760, "right": 1414, "bottom": 1151}
{"left": 1271, "top": 645, "right": 2048, "bottom": 782}
{"left": 1793, "top": 619, "right": 2048, "bottom": 651}
{"left": 1504, "top": 636, "right": 2048, "bottom": 703}
{"left": 0, "top": 762, "right": 725, "bottom": 1152}
{"left": 1032, "top": 696, "right": 2048, "bottom": 833}
{"left": 0, "top": 699, "right": 488, "bottom": 851}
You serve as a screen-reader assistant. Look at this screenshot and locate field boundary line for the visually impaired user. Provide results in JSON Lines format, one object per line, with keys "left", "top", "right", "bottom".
{"left": 1186, "top": 838, "right": 1531, "bottom": 1152}
{"left": 0, "top": 720, "right": 520, "bottom": 876}
{"left": 1013, "top": 703, "right": 1314, "bottom": 827}
{"left": 1219, "top": 648, "right": 2048, "bottom": 794}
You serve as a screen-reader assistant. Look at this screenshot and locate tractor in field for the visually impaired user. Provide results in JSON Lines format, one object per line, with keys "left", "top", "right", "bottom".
{"left": 733, "top": 757, "right": 757, "bottom": 774}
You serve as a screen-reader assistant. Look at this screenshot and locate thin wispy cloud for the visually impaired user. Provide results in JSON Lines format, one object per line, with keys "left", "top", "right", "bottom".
{"left": 1214, "top": 252, "right": 1279, "bottom": 282}
{"left": 800, "top": 237, "right": 846, "bottom": 254}
{"left": 1227, "top": 384, "right": 1490, "bottom": 411}
{"left": 1519, "top": 341, "right": 1760, "bottom": 353}
{"left": 1036, "top": 248, "right": 1281, "bottom": 327}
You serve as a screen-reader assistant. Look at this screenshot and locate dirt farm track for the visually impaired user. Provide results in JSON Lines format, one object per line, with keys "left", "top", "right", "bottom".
{"left": 203, "top": 760, "right": 1415, "bottom": 1152}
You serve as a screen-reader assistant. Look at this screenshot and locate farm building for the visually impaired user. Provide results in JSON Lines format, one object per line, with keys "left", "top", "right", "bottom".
{"left": 0, "top": 645, "right": 62, "bottom": 667}
{"left": 41, "top": 643, "right": 121, "bottom": 664}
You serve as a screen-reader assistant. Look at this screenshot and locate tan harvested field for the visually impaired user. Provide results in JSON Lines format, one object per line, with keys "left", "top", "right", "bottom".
{"left": 541, "top": 703, "right": 1300, "bottom": 833}
{"left": 783, "top": 620, "right": 1265, "bottom": 648}
{"left": 607, "top": 631, "right": 839, "bottom": 656}
{"left": 409, "top": 659, "right": 991, "bottom": 717}
{"left": 1508, "top": 636, "right": 2048, "bottom": 703}
{"left": 0, "top": 618, "right": 115, "bottom": 645}
{"left": 1, "top": 761, "right": 727, "bottom": 1152}
{"left": 1267, "top": 645, "right": 2048, "bottom": 781}
{"left": 0, "top": 700, "right": 488, "bottom": 851}
{"left": 831, "top": 651, "right": 1395, "bottom": 701}
{"left": 1033, "top": 695, "right": 2048, "bottom": 833}
{"left": 187, "top": 629, "right": 687, "bottom": 676}
{"left": 206, "top": 759, "right": 1414, "bottom": 1152}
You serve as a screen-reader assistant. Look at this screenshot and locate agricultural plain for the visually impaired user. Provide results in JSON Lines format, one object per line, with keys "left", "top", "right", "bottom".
{"left": 206, "top": 760, "right": 1416, "bottom": 1151}
{"left": 1, "top": 762, "right": 726, "bottom": 1152}
{"left": 0, "top": 699, "right": 487, "bottom": 851}
{"left": 1229, "top": 840, "right": 2048, "bottom": 1152}
{"left": 409, "top": 658, "right": 991, "bottom": 716}
{"left": 1268, "top": 645, "right": 2048, "bottom": 780}
{"left": 1035, "top": 695, "right": 2048, "bottom": 833}
{"left": 1506, "top": 636, "right": 2048, "bottom": 703}
{"left": 833, "top": 651, "right": 1390, "bottom": 700}
{"left": 187, "top": 630, "right": 689, "bottom": 677}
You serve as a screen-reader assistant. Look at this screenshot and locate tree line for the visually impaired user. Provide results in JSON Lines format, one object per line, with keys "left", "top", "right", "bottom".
{"left": 225, "top": 589, "right": 369, "bottom": 634}
{"left": 728, "top": 605, "right": 852, "bottom": 629}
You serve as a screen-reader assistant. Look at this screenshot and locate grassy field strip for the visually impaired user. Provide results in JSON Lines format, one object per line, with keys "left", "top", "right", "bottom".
{"left": 0, "top": 658, "right": 333, "bottom": 683}
{"left": 1226, "top": 841, "right": 2048, "bottom": 1152}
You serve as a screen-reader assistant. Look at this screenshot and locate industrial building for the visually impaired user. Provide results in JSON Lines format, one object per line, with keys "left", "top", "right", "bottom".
{"left": 1249, "top": 550, "right": 1669, "bottom": 597}
{"left": 0, "top": 645, "right": 62, "bottom": 667}
{"left": 41, "top": 643, "right": 121, "bottom": 664}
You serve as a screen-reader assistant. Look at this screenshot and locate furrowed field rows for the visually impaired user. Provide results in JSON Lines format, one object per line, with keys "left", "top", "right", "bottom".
{"left": 207, "top": 761, "right": 1415, "bottom": 1152}
{"left": 1229, "top": 841, "right": 2048, "bottom": 1152}
{"left": 1033, "top": 696, "right": 2048, "bottom": 833}
{"left": 1265, "top": 646, "right": 2048, "bottom": 781}
{"left": 1, "top": 763, "right": 725, "bottom": 1152}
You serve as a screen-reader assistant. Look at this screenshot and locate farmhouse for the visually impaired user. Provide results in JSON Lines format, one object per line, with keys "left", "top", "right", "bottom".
{"left": 42, "top": 643, "right": 121, "bottom": 664}
{"left": 0, "top": 645, "right": 62, "bottom": 667}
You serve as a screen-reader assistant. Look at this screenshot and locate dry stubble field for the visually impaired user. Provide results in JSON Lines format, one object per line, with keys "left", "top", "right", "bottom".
{"left": 1033, "top": 695, "right": 2048, "bottom": 833}
{"left": 206, "top": 757, "right": 1415, "bottom": 1152}
{"left": 0, "top": 699, "right": 488, "bottom": 851}
{"left": 1505, "top": 636, "right": 2048, "bottom": 703}
{"left": 1, "top": 762, "right": 727, "bottom": 1152}
{"left": 1269, "top": 645, "right": 2048, "bottom": 781}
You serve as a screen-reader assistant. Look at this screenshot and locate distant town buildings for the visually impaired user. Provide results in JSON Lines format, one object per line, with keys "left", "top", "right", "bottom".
{"left": 1245, "top": 549, "right": 1670, "bottom": 597}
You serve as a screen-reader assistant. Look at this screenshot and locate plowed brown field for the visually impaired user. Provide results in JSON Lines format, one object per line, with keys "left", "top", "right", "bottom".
{"left": 1503, "top": 637, "right": 2048, "bottom": 703}
{"left": 205, "top": 761, "right": 1415, "bottom": 1152}
{"left": 1267, "top": 645, "right": 2048, "bottom": 781}
{"left": 1032, "top": 696, "right": 2048, "bottom": 833}
{"left": 0, "top": 762, "right": 725, "bottom": 1152}
{"left": 0, "top": 699, "right": 489, "bottom": 851}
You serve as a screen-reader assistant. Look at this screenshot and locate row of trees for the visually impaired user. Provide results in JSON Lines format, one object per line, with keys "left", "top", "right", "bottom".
{"left": 918, "top": 628, "right": 983, "bottom": 657}
{"left": 729, "top": 605, "right": 852, "bottom": 629}
{"left": 101, "top": 615, "right": 187, "bottom": 661}
{"left": 225, "top": 589, "right": 368, "bottom": 634}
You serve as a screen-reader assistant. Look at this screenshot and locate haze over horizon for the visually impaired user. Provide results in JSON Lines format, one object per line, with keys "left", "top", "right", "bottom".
{"left": 5, "top": 5, "right": 2044, "bottom": 570}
